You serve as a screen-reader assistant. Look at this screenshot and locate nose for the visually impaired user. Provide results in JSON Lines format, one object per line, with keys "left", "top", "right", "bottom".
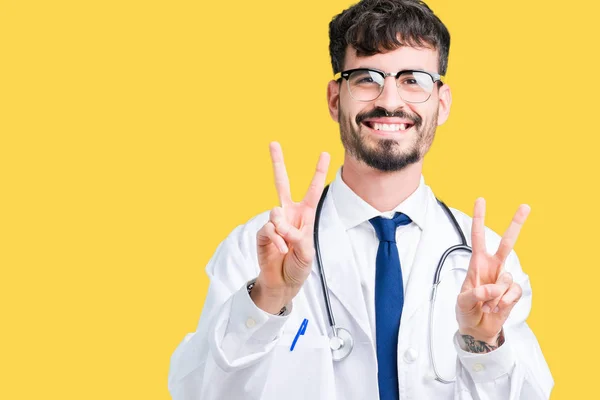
{"left": 374, "top": 76, "right": 407, "bottom": 113}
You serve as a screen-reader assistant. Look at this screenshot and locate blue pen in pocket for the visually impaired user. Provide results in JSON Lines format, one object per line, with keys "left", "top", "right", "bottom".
{"left": 290, "top": 318, "right": 308, "bottom": 351}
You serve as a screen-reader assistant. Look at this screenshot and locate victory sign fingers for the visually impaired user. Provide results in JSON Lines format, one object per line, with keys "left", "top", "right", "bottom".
{"left": 458, "top": 198, "right": 531, "bottom": 343}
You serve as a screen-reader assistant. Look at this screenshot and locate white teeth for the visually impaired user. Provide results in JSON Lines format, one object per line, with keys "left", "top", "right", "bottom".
{"left": 372, "top": 122, "right": 410, "bottom": 132}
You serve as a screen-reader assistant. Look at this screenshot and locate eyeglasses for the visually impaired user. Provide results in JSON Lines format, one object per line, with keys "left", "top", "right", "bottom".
{"left": 336, "top": 68, "right": 443, "bottom": 103}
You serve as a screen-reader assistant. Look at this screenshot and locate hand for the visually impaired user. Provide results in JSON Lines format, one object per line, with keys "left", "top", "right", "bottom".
{"left": 456, "top": 198, "right": 531, "bottom": 346}
{"left": 252, "top": 142, "right": 330, "bottom": 314}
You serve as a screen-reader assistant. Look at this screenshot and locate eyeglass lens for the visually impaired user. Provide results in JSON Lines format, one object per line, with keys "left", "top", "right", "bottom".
{"left": 347, "top": 70, "right": 435, "bottom": 103}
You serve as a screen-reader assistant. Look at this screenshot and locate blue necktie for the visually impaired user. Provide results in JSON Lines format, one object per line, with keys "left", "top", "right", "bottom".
{"left": 369, "top": 212, "right": 412, "bottom": 400}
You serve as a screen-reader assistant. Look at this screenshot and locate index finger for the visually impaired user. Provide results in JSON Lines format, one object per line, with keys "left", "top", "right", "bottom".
{"left": 471, "top": 197, "right": 487, "bottom": 254}
{"left": 302, "top": 152, "right": 330, "bottom": 209}
{"left": 495, "top": 204, "right": 531, "bottom": 264}
{"left": 269, "top": 142, "right": 292, "bottom": 206}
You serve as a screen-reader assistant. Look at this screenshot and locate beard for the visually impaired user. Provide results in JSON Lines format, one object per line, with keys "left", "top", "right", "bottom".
{"left": 339, "top": 105, "right": 438, "bottom": 172}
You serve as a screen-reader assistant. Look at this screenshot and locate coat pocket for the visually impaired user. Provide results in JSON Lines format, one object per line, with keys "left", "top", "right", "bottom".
{"left": 261, "top": 333, "right": 335, "bottom": 400}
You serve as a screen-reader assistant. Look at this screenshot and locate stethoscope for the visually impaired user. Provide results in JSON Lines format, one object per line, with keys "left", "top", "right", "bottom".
{"left": 314, "top": 185, "right": 472, "bottom": 384}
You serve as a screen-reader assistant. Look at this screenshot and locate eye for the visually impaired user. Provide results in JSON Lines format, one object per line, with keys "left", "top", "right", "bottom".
{"left": 349, "top": 71, "right": 383, "bottom": 86}
{"left": 400, "top": 78, "right": 418, "bottom": 85}
{"left": 357, "top": 77, "right": 376, "bottom": 84}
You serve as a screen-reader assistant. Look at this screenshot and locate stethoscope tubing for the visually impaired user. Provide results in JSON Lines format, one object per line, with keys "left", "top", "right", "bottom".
{"left": 314, "top": 185, "right": 472, "bottom": 379}
{"left": 314, "top": 185, "right": 337, "bottom": 330}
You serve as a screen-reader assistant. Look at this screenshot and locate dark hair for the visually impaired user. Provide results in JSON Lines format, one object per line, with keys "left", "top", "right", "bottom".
{"left": 328, "top": 0, "right": 450, "bottom": 76}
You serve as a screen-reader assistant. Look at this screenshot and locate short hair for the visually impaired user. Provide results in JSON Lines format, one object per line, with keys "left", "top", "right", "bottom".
{"left": 328, "top": 0, "right": 451, "bottom": 75}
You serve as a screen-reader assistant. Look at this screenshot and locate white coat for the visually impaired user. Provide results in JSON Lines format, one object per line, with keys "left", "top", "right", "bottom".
{"left": 168, "top": 182, "right": 554, "bottom": 399}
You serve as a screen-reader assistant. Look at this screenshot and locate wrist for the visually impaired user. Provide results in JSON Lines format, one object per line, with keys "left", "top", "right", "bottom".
{"left": 248, "top": 280, "right": 289, "bottom": 315}
{"left": 458, "top": 328, "right": 505, "bottom": 353}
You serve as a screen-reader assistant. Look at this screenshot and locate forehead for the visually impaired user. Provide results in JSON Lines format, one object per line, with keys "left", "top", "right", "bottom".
{"left": 343, "top": 45, "right": 439, "bottom": 73}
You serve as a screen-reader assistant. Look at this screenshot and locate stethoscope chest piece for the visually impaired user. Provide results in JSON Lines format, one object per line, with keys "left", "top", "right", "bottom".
{"left": 330, "top": 327, "right": 353, "bottom": 361}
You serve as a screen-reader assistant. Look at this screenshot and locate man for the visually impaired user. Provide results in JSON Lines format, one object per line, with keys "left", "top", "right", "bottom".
{"left": 168, "top": 0, "right": 553, "bottom": 399}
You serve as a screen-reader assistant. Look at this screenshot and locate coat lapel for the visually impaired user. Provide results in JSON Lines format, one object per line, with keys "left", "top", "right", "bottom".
{"left": 310, "top": 189, "right": 373, "bottom": 342}
{"left": 401, "top": 186, "right": 463, "bottom": 324}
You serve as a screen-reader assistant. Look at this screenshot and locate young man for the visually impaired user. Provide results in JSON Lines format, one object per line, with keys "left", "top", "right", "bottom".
{"left": 168, "top": 1, "right": 553, "bottom": 399}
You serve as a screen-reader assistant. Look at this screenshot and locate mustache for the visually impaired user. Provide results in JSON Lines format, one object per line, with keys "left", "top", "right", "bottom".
{"left": 356, "top": 107, "right": 422, "bottom": 127}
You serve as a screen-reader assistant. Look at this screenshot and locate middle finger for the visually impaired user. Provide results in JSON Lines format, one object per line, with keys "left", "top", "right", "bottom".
{"left": 302, "top": 152, "right": 331, "bottom": 209}
{"left": 495, "top": 204, "right": 531, "bottom": 264}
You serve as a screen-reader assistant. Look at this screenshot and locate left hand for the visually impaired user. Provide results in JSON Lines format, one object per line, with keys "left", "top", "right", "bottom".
{"left": 456, "top": 198, "right": 531, "bottom": 345}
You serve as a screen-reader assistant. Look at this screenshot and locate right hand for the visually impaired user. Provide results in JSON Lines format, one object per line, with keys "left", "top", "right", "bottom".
{"left": 252, "top": 142, "right": 330, "bottom": 314}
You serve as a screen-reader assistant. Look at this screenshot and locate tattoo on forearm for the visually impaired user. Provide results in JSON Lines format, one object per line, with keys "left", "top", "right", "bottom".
{"left": 461, "top": 330, "right": 506, "bottom": 353}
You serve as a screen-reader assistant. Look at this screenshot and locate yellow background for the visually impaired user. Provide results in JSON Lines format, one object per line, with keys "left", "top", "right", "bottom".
{"left": 1, "top": 0, "right": 597, "bottom": 398}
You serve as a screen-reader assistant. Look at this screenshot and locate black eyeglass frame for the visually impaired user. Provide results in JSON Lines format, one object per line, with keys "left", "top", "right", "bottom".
{"left": 336, "top": 68, "right": 444, "bottom": 103}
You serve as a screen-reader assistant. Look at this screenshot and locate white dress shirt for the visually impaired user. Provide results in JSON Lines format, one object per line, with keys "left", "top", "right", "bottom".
{"left": 330, "top": 168, "right": 427, "bottom": 342}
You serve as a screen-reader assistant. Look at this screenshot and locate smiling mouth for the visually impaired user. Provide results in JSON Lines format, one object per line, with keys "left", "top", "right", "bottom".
{"left": 362, "top": 121, "right": 414, "bottom": 132}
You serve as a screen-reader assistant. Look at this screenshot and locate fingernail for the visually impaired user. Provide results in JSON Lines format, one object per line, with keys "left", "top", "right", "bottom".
{"left": 493, "top": 306, "right": 499, "bottom": 313}
{"left": 482, "top": 304, "right": 491, "bottom": 313}
{"left": 273, "top": 216, "right": 281, "bottom": 225}
{"left": 280, "top": 244, "right": 288, "bottom": 253}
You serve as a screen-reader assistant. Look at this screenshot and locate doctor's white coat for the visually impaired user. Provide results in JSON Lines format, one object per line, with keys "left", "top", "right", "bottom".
{"left": 168, "top": 183, "right": 554, "bottom": 399}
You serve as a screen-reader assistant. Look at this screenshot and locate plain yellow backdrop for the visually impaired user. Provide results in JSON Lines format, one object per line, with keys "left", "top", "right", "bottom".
{"left": 1, "top": 0, "right": 598, "bottom": 398}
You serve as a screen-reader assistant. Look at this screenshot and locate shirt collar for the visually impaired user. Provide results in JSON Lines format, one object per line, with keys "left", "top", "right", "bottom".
{"left": 330, "top": 167, "right": 427, "bottom": 231}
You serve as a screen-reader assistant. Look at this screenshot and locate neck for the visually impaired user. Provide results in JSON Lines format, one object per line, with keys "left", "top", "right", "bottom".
{"left": 341, "top": 153, "right": 423, "bottom": 212}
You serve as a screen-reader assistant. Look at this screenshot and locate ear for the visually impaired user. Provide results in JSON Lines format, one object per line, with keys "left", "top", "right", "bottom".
{"left": 327, "top": 80, "right": 340, "bottom": 122}
{"left": 436, "top": 83, "right": 452, "bottom": 126}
